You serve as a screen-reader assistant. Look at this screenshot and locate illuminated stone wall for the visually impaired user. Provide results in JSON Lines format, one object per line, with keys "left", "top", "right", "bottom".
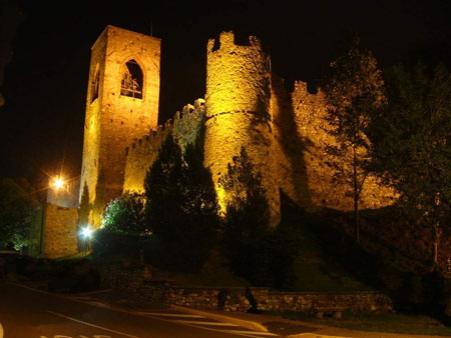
{"left": 270, "top": 76, "right": 312, "bottom": 208}
{"left": 80, "top": 25, "right": 161, "bottom": 227}
{"left": 43, "top": 203, "right": 78, "bottom": 258}
{"left": 123, "top": 100, "right": 206, "bottom": 194}
{"left": 285, "top": 81, "right": 397, "bottom": 210}
{"left": 204, "top": 32, "right": 280, "bottom": 226}
{"left": 123, "top": 126, "right": 171, "bottom": 194}
{"left": 79, "top": 26, "right": 396, "bottom": 233}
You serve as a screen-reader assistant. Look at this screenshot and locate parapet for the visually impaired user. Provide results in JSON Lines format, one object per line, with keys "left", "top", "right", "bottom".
{"left": 207, "top": 31, "right": 262, "bottom": 53}
{"left": 206, "top": 31, "right": 271, "bottom": 118}
{"left": 125, "top": 99, "right": 206, "bottom": 159}
{"left": 123, "top": 99, "right": 206, "bottom": 194}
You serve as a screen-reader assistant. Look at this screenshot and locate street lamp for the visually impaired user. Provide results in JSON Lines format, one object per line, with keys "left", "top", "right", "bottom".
{"left": 79, "top": 226, "right": 93, "bottom": 240}
{"left": 51, "top": 176, "right": 65, "bottom": 191}
{"left": 79, "top": 225, "right": 94, "bottom": 254}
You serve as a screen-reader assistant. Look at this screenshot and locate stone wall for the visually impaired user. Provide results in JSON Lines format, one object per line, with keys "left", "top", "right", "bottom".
{"left": 80, "top": 25, "right": 161, "bottom": 227}
{"left": 79, "top": 26, "right": 399, "bottom": 230}
{"left": 166, "top": 287, "right": 393, "bottom": 313}
{"left": 204, "top": 31, "right": 280, "bottom": 226}
{"left": 100, "top": 265, "right": 392, "bottom": 313}
{"left": 122, "top": 125, "right": 171, "bottom": 194}
{"left": 43, "top": 203, "right": 78, "bottom": 258}
{"left": 274, "top": 80, "right": 397, "bottom": 211}
{"left": 123, "top": 100, "right": 206, "bottom": 194}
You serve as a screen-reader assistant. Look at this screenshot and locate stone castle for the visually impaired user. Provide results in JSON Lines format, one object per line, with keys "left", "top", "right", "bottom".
{"left": 76, "top": 25, "right": 396, "bottom": 231}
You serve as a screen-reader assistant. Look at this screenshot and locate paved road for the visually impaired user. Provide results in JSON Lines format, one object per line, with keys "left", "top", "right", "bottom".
{"left": 0, "top": 283, "right": 279, "bottom": 338}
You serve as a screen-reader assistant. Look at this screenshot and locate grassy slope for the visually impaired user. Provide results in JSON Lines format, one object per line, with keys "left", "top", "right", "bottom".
{"left": 279, "top": 311, "right": 451, "bottom": 336}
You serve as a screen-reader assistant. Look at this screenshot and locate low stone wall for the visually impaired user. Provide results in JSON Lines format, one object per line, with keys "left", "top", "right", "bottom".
{"left": 166, "top": 287, "right": 392, "bottom": 313}
{"left": 43, "top": 203, "right": 78, "bottom": 258}
{"left": 100, "top": 265, "right": 393, "bottom": 313}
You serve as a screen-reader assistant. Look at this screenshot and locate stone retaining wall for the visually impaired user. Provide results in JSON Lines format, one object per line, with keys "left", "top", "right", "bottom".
{"left": 100, "top": 265, "right": 393, "bottom": 313}
{"left": 165, "top": 286, "right": 392, "bottom": 313}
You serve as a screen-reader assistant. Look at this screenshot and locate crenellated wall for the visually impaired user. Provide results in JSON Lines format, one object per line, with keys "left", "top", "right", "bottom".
{"left": 45, "top": 26, "right": 402, "bottom": 260}
{"left": 120, "top": 30, "right": 396, "bottom": 225}
{"left": 79, "top": 26, "right": 397, "bottom": 237}
{"left": 204, "top": 31, "right": 280, "bottom": 226}
{"left": 286, "top": 81, "right": 397, "bottom": 211}
{"left": 123, "top": 99, "right": 206, "bottom": 194}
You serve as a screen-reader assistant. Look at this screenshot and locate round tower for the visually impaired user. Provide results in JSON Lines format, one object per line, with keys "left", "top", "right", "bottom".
{"left": 204, "top": 31, "right": 280, "bottom": 226}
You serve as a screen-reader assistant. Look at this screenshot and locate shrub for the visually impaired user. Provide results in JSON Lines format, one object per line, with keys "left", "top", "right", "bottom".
{"left": 102, "top": 192, "right": 148, "bottom": 236}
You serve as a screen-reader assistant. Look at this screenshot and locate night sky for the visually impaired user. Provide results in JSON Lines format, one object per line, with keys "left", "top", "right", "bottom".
{"left": 1, "top": 0, "right": 450, "bottom": 188}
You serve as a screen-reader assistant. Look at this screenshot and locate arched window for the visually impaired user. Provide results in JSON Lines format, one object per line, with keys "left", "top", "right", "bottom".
{"left": 120, "top": 59, "right": 143, "bottom": 99}
{"left": 90, "top": 66, "right": 100, "bottom": 102}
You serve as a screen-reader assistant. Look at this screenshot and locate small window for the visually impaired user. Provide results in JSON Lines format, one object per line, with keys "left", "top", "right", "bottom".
{"left": 91, "top": 66, "right": 100, "bottom": 102}
{"left": 121, "top": 59, "right": 143, "bottom": 99}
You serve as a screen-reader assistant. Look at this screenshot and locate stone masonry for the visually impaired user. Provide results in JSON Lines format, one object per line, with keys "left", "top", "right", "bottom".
{"left": 74, "top": 26, "right": 398, "bottom": 245}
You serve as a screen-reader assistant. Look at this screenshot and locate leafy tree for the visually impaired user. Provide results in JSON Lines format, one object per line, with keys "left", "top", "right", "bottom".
{"left": 371, "top": 63, "right": 451, "bottom": 267}
{"left": 145, "top": 135, "right": 218, "bottom": 272}
{"left": 323, "top": 40, "right": 386, "bottom": 242}
{"left": 0, "top": 178, "right": 39, "bottom": 251}
{"left": 102, "top": 192, "right": 148, "bottom": 236}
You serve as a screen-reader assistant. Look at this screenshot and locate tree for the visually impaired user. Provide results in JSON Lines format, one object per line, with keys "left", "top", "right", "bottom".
{"left": 78, "top": 182, "right": 90, "bottom": 227}
{"left": 102, "top": 192, "right": 148, "bottom": 236}
{"left": 323, "top": 40, "right": 386, "bottom": 242}
{"left": 0, "top": 178, "right": 39, "bottom": 251}
{"left": 145, "top": 135, "right": 218, "bottom": 272}
{"left": 371, "top": 63, "right": 451, "bottom": 267}
{"left": 219, "top": 148, "right": 274, "bottom": 286}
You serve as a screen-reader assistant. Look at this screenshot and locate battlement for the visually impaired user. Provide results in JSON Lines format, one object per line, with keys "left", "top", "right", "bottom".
{"left": 207, "top": 31, "right": 262, "bottom": 53}
{"left": 126, "top": 98, "right": 206, "bottom": 154}
{"left": 123, "top": 99, "right": 206, "bottom": 194}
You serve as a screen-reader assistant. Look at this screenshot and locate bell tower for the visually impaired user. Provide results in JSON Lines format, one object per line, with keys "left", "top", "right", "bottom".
{"left": 80, "top": 25, "right": 161, "bottom": 227}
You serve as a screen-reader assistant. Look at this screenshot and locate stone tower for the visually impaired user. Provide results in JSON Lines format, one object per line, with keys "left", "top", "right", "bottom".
{"left": 80, "top": 25, "right": 161, "bottom": 227}
{"left": 204, "top": 32, "right": 280, "bottom": 226}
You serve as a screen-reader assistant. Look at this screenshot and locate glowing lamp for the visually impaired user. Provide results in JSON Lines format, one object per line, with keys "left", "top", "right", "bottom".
{"left": 51, "top": 176, "right": 65, "bottom": 191}
{"left": 79, "top": 226, "right": 93, "bottom": 240}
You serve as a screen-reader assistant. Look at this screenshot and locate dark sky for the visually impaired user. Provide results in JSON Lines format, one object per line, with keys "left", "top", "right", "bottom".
{"left": 1, "top": 0, "right": 450, "bottom": 186}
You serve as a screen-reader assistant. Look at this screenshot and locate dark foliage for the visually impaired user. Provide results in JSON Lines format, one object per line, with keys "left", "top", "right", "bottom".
{"left": 322, "top": 40, "right": 385, "bottom": 243}
{"left": 91, "top": 227, "right": 150, "bottom": 261}
{"left": 0, "top": 178, "right": 40, "bottom": 251}
{"left": 219, "top": 149, "right": 298, "bottom": 288}
{"left": 369, "top": 63, "right": 451, "bottom": 271}
{"left": 144, "top": 135, "right": 218, "bottom": 272}
{"left": 78, "top": 182, "right": 90, "bottom": 227}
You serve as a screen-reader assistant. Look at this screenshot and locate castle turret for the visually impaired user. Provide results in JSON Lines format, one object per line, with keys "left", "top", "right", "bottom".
{"left": 204, "top": 31, "right": 280, "bottom": 226}
{"left": 80, "top": 25, "right": 161, "bottom": 227}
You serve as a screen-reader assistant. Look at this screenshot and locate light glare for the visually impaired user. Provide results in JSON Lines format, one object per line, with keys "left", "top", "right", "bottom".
{"left": 52, "top": 176, "right": 65, "bottom": 190}
{"left": 80, "top": 226, "right": 93, "bottom": 239}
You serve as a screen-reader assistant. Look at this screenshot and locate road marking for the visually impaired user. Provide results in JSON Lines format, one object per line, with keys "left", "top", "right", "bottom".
{"left": 11, "top": 282, "right": 51, "bottom": 295}
{"left": 290, "top": 335, "right": 349, "bottom": 338}
{"left": 217, "top": 330, "right": 278, "bottom": 336}
{"left": 11, "top": 284, "right": 277, "bottom": 338}
{"left": 137, "top": 312, "right": 205, "bottom": 318}
{"left": 174, "top": 320, "right": 239, "bottom": 326}
{"left": 139, "top": 312, "right": 279, "bottom": 338}
{"left": 47, "top": 311, "right": 140, "bottom": 338}
{"left": 0, "top": 322, "right": 3, "bottom": 338}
